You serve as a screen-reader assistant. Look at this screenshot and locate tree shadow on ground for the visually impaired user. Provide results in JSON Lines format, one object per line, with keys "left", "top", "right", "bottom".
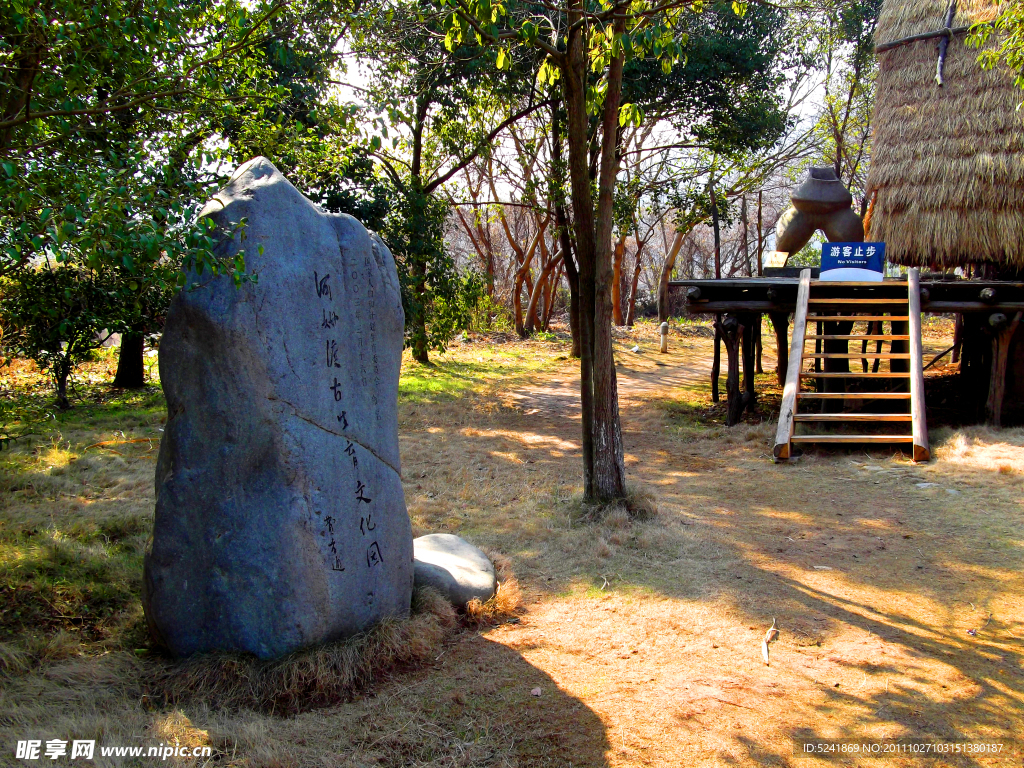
{"left": 400, "top": 373, "right": 1024, "bottom": 766}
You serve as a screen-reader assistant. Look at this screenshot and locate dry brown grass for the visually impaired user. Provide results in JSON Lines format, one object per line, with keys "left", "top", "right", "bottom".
{"left": 3, "top": 318, "right": 1023, "bottom": 766}
{"left": 465, "top": 549, "right": 522, "bottom": 625}
{"left": 149, "top": 587, "right": 459, "bottom": 715}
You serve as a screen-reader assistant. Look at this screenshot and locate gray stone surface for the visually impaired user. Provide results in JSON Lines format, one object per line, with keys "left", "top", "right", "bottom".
{"left": 143, "top": 157, "right": 413, "bottom": 659}
{"left": 413, "top": 534, "right": 497, "bottom": 607}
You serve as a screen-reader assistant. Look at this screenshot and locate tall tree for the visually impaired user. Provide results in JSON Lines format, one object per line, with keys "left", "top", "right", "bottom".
{"left": 348, "top": 0, "right": 545, "bottom": 362}
{"left": 443, "top": 0, "right": 732, "bottom": 501}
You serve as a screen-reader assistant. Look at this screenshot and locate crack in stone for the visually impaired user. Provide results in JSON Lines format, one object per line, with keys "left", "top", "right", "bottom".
{"left": 274, "top": 396, "right": 402, "bottom": 478}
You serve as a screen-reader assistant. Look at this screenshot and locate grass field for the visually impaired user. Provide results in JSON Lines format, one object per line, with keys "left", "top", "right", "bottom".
{"left": 2, "top": 318, "right": 1022, "bottom": 767}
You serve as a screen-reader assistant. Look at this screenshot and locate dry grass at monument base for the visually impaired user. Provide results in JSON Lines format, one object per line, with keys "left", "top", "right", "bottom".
{"left": 2, "top": 319, "right": 1023, "bottom": 766}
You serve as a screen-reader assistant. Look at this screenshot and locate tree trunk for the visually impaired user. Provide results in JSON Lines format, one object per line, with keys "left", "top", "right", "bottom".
{"left": 657, "top": 230, "right": 685, "bottom": 323}
{"left": 524, "top": 250, "right": 562, "bottom": 335}
{"left": 113, "top": 331, "right": 146, "bottom": 388}
{"left": 711, "top": 182, "right": 721, "bottom": 280}
{"left": 951, "top": 313, "right": 963, "bottom": 364}
{"left": 542, "top": 261, "right": 563, "bottom": 331}
{"left": 741, "top": 195, "right": 750, "bottom": 277}
{"left": 54, "top": 357, "right": 72, "bottom": 410}
{"left": 513, "top": 228, "right": 544, "bottom": 338}
{"left": 612, "top": 237, "right": 625, "bottom": 326}
{"left": 410, "top": 253, "right": 430, "bottom": 363}
{"left": 551, "top": 99, "right": 581, "bottom": 359}
{"left": 624, "top": 242, "right": 645, "bottom": 326}
{"left": 562, "top": 0, "right": 626, "bottom": 501}
{"left": 756, "top": 190, "right": 763, "bottom": 277}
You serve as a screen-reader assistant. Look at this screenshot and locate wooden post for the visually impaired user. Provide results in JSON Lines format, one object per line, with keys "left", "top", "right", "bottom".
{"left": 951, "top": 313, "right": 963, "bottom": 364}
{"left": 959, "top": 314, "right": 990, "bottom": 422}
{"left": 773, "top": 269, "right": 811, "bottom": 460}
{"left": 908, "top": 268, "right": 930, "bottom": 461}
{"left": 711, "top": 316, "right": 721, "bottom": 403}
{"left": 769, "top": 312, "right": 789, "bottom": 387}
{"left": 740, "top": 312, "right": 757, "bottom": 412}
{"left": 986, "top": 311, "right": 1023, "bottom": 427}
{"left": 717, "top": 314, "right": 744, "bottom": 426}
{"left": 755, "top": 321, "right": 764, "bottom": 374}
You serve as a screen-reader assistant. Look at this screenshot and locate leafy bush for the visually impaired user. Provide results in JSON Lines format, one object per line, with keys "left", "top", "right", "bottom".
{"left": 0, "top": 262, "right": 120, "bottom": 409}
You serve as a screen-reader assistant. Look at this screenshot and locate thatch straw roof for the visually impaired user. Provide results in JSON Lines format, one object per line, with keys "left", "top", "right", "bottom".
{"left": 865, "top": 0, "right": 1024, "bottom": 269}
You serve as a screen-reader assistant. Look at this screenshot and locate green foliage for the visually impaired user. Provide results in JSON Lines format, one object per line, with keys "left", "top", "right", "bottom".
{"left": 468, "top": 293, "right": 515, "bottom": 333}
{"left": 971, "top": 3, "right": 1024, "bottom": 95}
{"left": 623, "top": 1, "right": 789, "bottom": 155}
{"left": 348, "top": 0, "right": 536, "bottom": 360}
{"left": 0, "top": 0, "right": 289, "bottom": 155}
{"left": 803, "top": 0, "right": 882, "bottom": 203}
{"left": 789, "top": 236, "right": 824, "bottom": 267}
{"left": 0, "top": 0, "right": 295, "bottom": 274}
{"left": 0, "top": 263, "right": 121, "bottom": 408}
{"left": 385, "top": 191, "right": 485, "bottom": 354}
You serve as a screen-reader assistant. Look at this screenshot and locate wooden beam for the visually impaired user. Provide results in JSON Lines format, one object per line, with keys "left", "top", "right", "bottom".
{"left": 686, "top": 301, "right": 794, "bottom": 313}
{"left": 797, "top": 392, "right": 910, "bottom": 399}
{"left": 773, "top": 269, "right": 811, "bottom": 461}
{"left": 792, "top": 435, "right": 914, "bottom": 444}
{"left": 874, "top": 24, "right": 971, "bottom": 54}
{"left": 804, "top": 352, "right": 909, "bottom": 359}
{"left": 921, "top": 301, "right": 1024, "bottom": 313}
{"left": 908, "top": 268, "right": 930, "bottom": 462}
{"left": 802, "top": 371, "right": 910, "bottom": 378}
{"left": 806, "top": 335, "right": 909, "bottom": 341}
{"left": 794, "top": 413, "right": 912, "bottom": 422}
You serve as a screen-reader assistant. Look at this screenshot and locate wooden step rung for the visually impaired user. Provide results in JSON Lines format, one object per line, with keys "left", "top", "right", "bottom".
{"left": 811, "top": 281, "right": 908, "bottom": 287}
{"left": 808, "top": 298, "right": 908, "bottom": 304}
{"left": 797, "top": 392, "right": 911, "bottom": 399}
{"left": 809, "top": 315, "right": 910, "bottom": 322}
{"left": 791, "top": 435, "right": 915, "bottom": 444}
{"left": 794, "top": 413, "right": 912, "bottom": 422}
{"left": 803, "top": 352, "right": 910, "bottom": 359}
{"left": 801, "top": 371, "right": 909, "bottom": 378}
{"left": 806, "top": 335, "right": 909, "bottom": 341}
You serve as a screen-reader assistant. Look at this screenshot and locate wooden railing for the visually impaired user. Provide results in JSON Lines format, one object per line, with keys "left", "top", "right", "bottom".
{"left": 908, "top": 268, "right": 931, "bottom": 462}
{"left": 773, "top": 268, "right": 811, "bottom": 461}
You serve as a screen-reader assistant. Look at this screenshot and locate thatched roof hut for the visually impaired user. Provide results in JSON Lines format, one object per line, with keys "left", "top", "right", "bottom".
{"left": 865, "top": 0, "right": 1024, "bottom": 270}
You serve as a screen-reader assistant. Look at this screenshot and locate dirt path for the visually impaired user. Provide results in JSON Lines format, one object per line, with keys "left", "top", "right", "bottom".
{"left": 509, "top": 331, "right": 779, "bottom": 419}
{"left": 389, "top": 326, "right": 1024, "bottom": 767}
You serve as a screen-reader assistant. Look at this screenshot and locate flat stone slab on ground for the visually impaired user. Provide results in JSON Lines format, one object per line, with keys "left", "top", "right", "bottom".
{"left": 414, "top": 534, "right": 497, "bottom": 608}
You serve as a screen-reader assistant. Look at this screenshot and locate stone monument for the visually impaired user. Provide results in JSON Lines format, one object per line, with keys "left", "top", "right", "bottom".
{"left": 143, "top": 157, "right": 414, "bottom": 659}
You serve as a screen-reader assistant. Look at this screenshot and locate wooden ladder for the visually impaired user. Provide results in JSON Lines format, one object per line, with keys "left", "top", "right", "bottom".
{"left": 773, "top": 268, "right": 929, "bottom": 462}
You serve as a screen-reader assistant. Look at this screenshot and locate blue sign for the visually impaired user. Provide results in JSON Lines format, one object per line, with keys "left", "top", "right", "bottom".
{"left": 820, "top": 242, "right": 885, "bottom": 282}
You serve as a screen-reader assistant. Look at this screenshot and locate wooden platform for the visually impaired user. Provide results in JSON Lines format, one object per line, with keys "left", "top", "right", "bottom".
{"left": 669, "top": 277, "right": 1024, "bottom": 315}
